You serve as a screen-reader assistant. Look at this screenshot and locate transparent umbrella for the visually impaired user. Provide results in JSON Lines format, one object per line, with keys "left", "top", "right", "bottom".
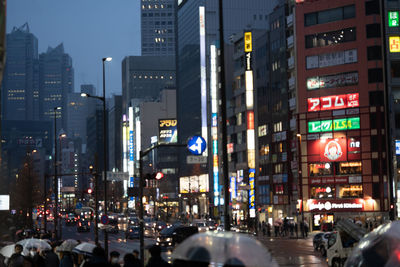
{"left": 345, "top": 221, "right": 400, "bottom": 267}
{"left": 17, "top": 238, "right": 51, "bottom": 252}
{"left": 0, "top": 244, "right": 15, "bottom": 258}
{"left": 57, "top": 239, "right": 79, "bottom": 252}
{"left": 172, "top": 231, "right": 278, "bottom": 267}
{"left": 72, "top": 242, "right": 96, "bottom": 256}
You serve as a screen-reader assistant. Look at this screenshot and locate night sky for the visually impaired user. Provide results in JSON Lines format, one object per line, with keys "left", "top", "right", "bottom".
{"left": 6, "top": 0, "right": 141, "bottom": 97}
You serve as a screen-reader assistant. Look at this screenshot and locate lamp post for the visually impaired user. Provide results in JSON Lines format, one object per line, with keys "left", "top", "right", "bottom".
{"left": 53, "top": 106, "right": 61, "bottom": 239}
{"left": 297, "top": 133, "right": 305, "bottom": 238}
{"left": 81, "top": 56, "right": 112, "bottom": 257}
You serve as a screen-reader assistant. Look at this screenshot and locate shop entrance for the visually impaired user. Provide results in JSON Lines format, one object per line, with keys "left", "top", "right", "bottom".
{"left": 313, "top": 213, "right": 334, "bottom": 231}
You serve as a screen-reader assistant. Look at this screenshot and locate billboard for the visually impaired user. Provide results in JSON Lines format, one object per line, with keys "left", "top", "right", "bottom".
{"left": 158, "top": 119, "right": 178, "bottom": 143}
{"left": 179, "top": 174, "right": 209, "bottom": 193}
{"left": 0, "top": 195, "right": 9, "bottom": 210}
{"left": 308, "top": 138, "right": 348, "bottom": 162}
{"left": 308, "top": 93, "right": 359, "bottom": 112}
{"left": 308, "top": 117, "right": 360, "bottom": 133}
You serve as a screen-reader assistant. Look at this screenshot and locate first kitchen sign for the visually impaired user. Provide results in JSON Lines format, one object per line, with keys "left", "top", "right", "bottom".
{"left": 309, "top": 200, "right": 363, "bottom": 212}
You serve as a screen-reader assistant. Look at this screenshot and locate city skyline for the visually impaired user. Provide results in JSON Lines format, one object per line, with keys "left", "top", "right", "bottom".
{"left": 6, "top": 0, "right": 141, "bottom": 97}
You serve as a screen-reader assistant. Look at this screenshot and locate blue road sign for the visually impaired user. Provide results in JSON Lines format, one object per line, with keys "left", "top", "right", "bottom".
{"left": 76, "top": 202, "right": 83, "bottom": 209}
{"left": 101, "top": 215, "right": 109, "bottom": 225}
{"left": 187, "top": 136, "right": 207, "bottom": 155}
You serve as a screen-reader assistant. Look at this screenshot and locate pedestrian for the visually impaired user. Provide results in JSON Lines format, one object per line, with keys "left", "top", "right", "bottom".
{"left": 42, "top": 244, "right": 60, "bottom": 267}
{"left": 132, "top": 250, "right": 139, "bottom": 261}
{"left": 145, "top": 245, "right": 171, "bottom": 267}
{"left": 267, "top": 223, "right": 271, "bottom": 237}
{"left": 27, "top": 247, "right": 45, "bottom": 267}
{"left": 6, "top": 244, "right": 25, "bottom": 267}
{"left": 294, "top": 222, "right": 298, "bottom": 239}
{"left": 59, "top": 251, "right": 74, "bottom": 267}
{"left": 86, "top": 247, "right": 109, "bottom": 267}
{"left": 109, "top": 251, "right": 120, "bottom": 267}
{"left": 274, "top": 225, "right": 278, "bottom": 237}
{"left": 123, "top": 254, "right": 139, "bottom": 267}
{"left": 304, "top": 221, "right": 309, "bottom": 238}
{"left": 262, "top": 226, "right": 266, "bottom": 236}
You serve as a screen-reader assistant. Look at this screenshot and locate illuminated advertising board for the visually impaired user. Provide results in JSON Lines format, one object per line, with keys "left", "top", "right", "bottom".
{"left": 308, "top": 93, "right": 359, "bottom": 112}
{"left": 396, "top": 140, "right": 400, "bottom": 155}
{"left": 122, "top": 114, "right": 128, "bottom": 172}
{"left": 307, "top": 72, "right": 358, "bottom": 90}
{"left": 244, "top": 32, "right": 252, "bottom": 52}
{"left": 210, "top": 44, "right": 219, "bottom": 206}
{"left": 389, "top": 11, "right": 400, "bottom": 27}
{"left": 249, "top": 169, "right": 256, "bottom": 218}
{"left": 158, "top": 119, "right": 178, "bottom": 143}
{"left": 390, "top": 36, "right": 400, "bottom": 53}
{"left": 199, "top": 6, "right": 208, "bottom": 156}
{"left": 308, "top": 138, "right": 347, "bottom": 162}
{"left": 308, "top": 117, "right": 360, "bottom": 133}
{"left": 179, "top": 174, "right": 209, "bottom": 193}
{"left": 128, "top": 107, "right": 134, "bottom": 187}
{"left": 307, "top": 199, "right": 364, "bottom": 212}
{"left": 0, "top": 195, "right": 10, "bottom": 210}
{"left": 230, "top": 176, "right": 237, "bottom": 199}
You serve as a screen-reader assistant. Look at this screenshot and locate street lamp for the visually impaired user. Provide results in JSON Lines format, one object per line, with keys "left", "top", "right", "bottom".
{"left": 81, "top": 56, "right": 111, "bottom": 256}
{"left": 53, "top": 106, "right": 62, "bottom": 240}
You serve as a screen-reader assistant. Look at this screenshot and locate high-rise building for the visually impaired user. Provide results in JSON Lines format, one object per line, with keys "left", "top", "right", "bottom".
{"left": 39, "top": 43, "right": 74, "bottom": 131}
{"left": 295, "top": 0, "right": 390, "bottom": 228}
{"left": 176, "top": 0, "right": 279, "bottom": 216}
{"left": 121, "top": 56, "right": 175, "bottom": 111}
{"left": 108, "top": 94, "right": 122, "bottom": 171}
{"left": 2, "top": 23, "right": 39, "bottom": 121}
{"left": 141, "top": 0, "right": 176, "bottom": 56}
{"left": 0, "top": 0, "right": 6, "bottom": 85}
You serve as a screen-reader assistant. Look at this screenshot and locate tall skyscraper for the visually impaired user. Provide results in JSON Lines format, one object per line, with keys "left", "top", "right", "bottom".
{"left": 121, "top": 56, "right": 175, "bottom": 111}
{"left": 2, "top": 23, "right": 39, "bottom": 121}
{"left": 141, "top": 0, "right": 176, "bottom": 56}
{"left": 39, "top": 43, "right": 74, "bottom": 130}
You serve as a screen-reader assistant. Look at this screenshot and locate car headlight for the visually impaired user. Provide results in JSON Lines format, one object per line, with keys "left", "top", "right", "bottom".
{"left": 157, "top": 237, "right": 160, "bottom": 242}
{"left": 166, "top": 237, "right": 172, "bottom": 242}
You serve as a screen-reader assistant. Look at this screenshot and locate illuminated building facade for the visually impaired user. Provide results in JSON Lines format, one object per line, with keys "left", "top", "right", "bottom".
{"left": 295, "top": 0, "right": 391, "bottom": 229}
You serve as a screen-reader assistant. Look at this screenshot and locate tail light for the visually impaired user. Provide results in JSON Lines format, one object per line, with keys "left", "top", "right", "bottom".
{"left": 79, "top": 222, "right": 81, "bottom": 226}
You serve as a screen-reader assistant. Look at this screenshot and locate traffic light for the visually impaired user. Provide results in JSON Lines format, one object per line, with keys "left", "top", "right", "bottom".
{"left": 145, "top": 172, "right": 165, "bottom": 180}
{"left": 154, "top": 172, "right": 164, "bottom": 180}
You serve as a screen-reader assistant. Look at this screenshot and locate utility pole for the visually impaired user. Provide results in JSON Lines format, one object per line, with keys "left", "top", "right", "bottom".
{"left": 218, "top": 0, "right": 230, "bottom": 231}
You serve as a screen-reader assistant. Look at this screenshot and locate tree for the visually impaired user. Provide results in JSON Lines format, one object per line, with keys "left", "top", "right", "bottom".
{"left": 10, "top": 153, "right": 42, "bottom": 229}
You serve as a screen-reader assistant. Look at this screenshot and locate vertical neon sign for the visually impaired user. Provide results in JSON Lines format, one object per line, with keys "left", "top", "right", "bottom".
{"left": 210, "top": 44, "right": 219, "bottom": 206}
{"left": 122, "top": 114, "right": 128, "bottom": 172}
{"left": 245, "top": 32, "right": 256, "bottom": 218}
{"left": 199, "top": 6, "right": 208, "bottom": 156}
{"left": 128, "top": 107, "right": 134, "bottom": 188}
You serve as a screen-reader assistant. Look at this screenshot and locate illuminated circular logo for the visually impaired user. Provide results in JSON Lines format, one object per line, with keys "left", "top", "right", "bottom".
{"left": 326, "top": 187, "right": 331, "bottom": 193}
{"left": 324, "top": 202, "right": 332, "bottom": 211}
{"left": 324, "top": 140, "right": 343, "bottom": 161}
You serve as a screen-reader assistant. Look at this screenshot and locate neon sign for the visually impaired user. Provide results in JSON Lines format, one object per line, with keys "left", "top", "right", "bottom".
{"left": 308, "top": 117, "right": 360, "bottom": 133}
{"left": 308, "top": 93, "right": 359, "bottom": 112}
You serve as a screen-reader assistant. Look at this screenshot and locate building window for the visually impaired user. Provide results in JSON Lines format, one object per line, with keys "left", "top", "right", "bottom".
{"left": 366, "top": 24, "right": 381, "bottom": 38}
{"left": 367, "top": 46, "right": 382, "bottom": 60}
{"left": 273, "top": 122, "right": 282, "bottom": 132}
{"left": 304, "top": 5, "right": 355, "bottom": 27}
{"left": 309, "top": 163, "right": 333, "bottom": 177}
{"left": 365, "top": 0, "right": 380, "bottom": 16}
{"left": 337, "top": 185, "right": 363, "bottom": 198}
{"left": 336, "top": 162, "right": 362, "bottom": 175}
{"left": 391, "top": 61, "right": 400, "bottom": 78}
{"left": 305, "top": 27, "right": 356, "bottom": 49}
{"left": 310, "top": 185, "right": 335, "bottom": 199}
{"left": 260, "top": 144, "right": 269, "bottom": 156}
{"left": 368, "top": 68, "right": 383, "bottom": 83}
{"left": 274, "top": 163, "right": 283, "bottom": 174}
{"left": 274, "top": 184, "right": 284, "bottom": 195}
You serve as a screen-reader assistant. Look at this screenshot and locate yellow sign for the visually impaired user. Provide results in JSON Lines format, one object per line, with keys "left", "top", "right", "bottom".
{"left": 159, "top": 119, "right": 177, "bottom": 127}
{"left": 390, "top": 36, "right": 400, "bottom": 52}
{"left": 244, "top": 32, "right": 252, "bottom": 52}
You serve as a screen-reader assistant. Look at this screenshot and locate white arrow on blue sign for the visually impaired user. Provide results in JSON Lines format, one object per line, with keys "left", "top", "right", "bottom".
{"left": 187, "top": 136, "right": 206, "bottom": 155}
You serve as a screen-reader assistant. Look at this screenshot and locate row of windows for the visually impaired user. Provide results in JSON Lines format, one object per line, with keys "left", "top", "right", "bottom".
{"left": 305, "top": 4, "right": 355, "bottom": 27}
{"left": 7, "top": 89, "right": 25, "bottom": 93}
{"left": 306, "top": 24, "right": 381, "bottom": 49}
{"left": 306, "top": 27, "right": 356, "bottom": 49}
{"left": 142, "top": 48, "right": 174, "bottom": 52}
{"left": 132, "top": 75, "right": 173, "bottom": 80}
{"left": 8, "top": 97, "right": 25, "bottom": 100}
{"left": 142, "top": 4, "right": 172, "bottom": 9}
{"left": 310, "top": 184, "right": 363, "bottom": 199}
{"left": 142, "top": 12, "right": 173, "bottom": 17}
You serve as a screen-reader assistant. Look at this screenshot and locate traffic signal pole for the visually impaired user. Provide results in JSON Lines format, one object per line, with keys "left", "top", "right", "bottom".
{"left": 139, "top": 143, "right": 186, "bottom": 267}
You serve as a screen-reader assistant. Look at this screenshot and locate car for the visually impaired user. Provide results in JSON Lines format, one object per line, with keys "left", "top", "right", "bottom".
{"left": 66, "top": 213, "right": 77, "bottom": 225}
{"left": 129, "top": 216, "right": 139, "bottom": 226}
{"left": 154, "top": 221, "right": 167, "bottom": 232}
{"left": 317, "top": 232, "right": 333, "bottom": 257}
{"left": 156, "top": 226, "right": 198, "bottom": 249}
{"left": 125, "top": 226, "right": 140, "bottom": 239}
{"left": 207, "top": 220, "right": 217, "bottom": 231}
{"left": 105, "top": 219, "right": 119, "bottom": 234}
{"left": 77, "top": 220, "right": 90, "bottom": 232}
{"left": 193, "top": 221, "right": 208, "bottom": 232}
{"left": 313, "top": 233, "right": 325, "bottom": 251}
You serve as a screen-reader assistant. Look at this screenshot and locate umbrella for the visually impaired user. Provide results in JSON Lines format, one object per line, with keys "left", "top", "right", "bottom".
{"left": 72, "top": 242, "right": 96, "bottom": 256}
{"left": 17, "top": 238, "right": 51, "bottom": 252}
{"left": 172, "top": 231, "right": 278, "bottom": 267}
{"left": 0, "top": 244, "right": 15, "bottom": 258}
{"left": 57, "top": 239, "right": 79, "bottom": 252}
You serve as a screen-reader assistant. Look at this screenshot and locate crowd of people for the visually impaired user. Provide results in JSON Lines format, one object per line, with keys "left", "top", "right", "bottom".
{"left": 1, "top": 241, "right": 173, "bottom": 267}
{"left": 259, "top": 218, "right": 310, "bottom": 238}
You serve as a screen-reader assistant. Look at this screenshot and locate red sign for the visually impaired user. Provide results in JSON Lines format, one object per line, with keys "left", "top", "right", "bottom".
{"left": 247, "top": 111, "right": 254, "bottom": 130}
{"left": 308, "top": 93, "right": 359, "bottom": 112}
{"left": 308, "top": 138, "right": 347, "bottom": 162}
{"left": 347, "top": 137, "right": 361, "bottom": 160}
